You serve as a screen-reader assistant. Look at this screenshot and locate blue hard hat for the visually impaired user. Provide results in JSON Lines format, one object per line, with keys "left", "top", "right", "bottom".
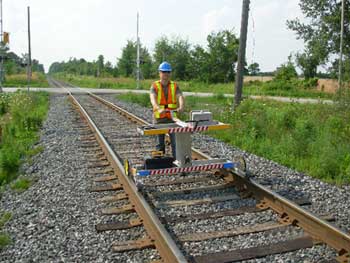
{"left": 158, "top": 61, "right": 172, "bottom": 72}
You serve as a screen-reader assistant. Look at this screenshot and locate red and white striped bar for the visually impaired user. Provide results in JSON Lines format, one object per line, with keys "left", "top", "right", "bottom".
{"left": 168, "top": 126, "right": 209, "bottom": 133}
{"left": 137, "top": 162, "right": 234, "bottom": 176}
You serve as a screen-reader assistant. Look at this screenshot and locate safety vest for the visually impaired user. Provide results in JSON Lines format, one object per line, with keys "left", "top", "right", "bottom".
{"left": 153, "top": 80, "right": 177, "bottom": 119}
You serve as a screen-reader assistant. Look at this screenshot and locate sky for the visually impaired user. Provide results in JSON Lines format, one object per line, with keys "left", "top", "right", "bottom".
{"left": 4, "top": 0, "right": 305, "bottom": 73}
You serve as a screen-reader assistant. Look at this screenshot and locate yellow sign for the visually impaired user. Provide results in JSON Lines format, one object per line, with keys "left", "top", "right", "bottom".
{"left": 3, "top": 32, "right": 9, "bottom": 44}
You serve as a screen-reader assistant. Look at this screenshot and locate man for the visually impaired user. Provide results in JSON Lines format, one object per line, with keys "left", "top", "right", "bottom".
{"left": 150, "top": 61, "right": 185, "bottom": 157}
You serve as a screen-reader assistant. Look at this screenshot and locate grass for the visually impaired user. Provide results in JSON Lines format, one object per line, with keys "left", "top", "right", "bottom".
{"left": 116, "top": 92, "right": 151, "bottom": 108}
{"left": 53, "top": 73, "right": 152, "bottom": 90}
{"left": 53, "top": 73, "right": 334, "bottom": 99}
{"left": 211, "top": 100, "right": 350, "bottom": 184}
{"left": 0, "top": 91, "right": 49, "bottom": 186}
{"left": 0, "top": 212, "right": 11, "bottom": 228}
{"left": 0, "top": 234, "right": 11, "bottom": 249}
{"left": 0, "top": 212, "right": 12, "bottom": 249}
{"left": 4, "top": 72, "right": 49, "bottom": 87}
{"left": 117, "top": 93, "right": 350, "bottom": 185}
{"left": 10, "top": 177, "right": 32, "bottom": 192}
{"left": 26, "top": 145, "right": 44, "bottom": 158}
{"left": 243, "top": 82, "right": 333, "bottom": 99}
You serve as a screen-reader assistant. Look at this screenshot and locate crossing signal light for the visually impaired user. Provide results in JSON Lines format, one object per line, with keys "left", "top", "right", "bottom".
{"left": 3, "top": 32, "right": 9, "bottom": 44}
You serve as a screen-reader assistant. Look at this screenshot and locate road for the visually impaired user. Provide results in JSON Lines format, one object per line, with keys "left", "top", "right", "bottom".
{"left": 3, "top": 87, "right": 334, "bottom": 104}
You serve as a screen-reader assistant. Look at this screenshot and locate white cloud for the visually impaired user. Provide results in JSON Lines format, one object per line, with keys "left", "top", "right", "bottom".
{"left": 202, "top": 6, "right": 237, "bottom": 36}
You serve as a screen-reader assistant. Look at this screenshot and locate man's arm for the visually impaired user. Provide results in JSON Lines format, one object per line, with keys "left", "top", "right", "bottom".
{"left": 150, "top": 93, "right": 160, "bottom": 112}
{"left": 177, "top": 95, "right": 185, "bottom": 113}
{"left": 175, "top": 83, "right": 185, "bottom": 113}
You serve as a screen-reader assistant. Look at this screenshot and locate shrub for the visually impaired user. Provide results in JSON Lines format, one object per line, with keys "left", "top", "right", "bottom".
{"left": 214, "top": 92, "right": 226, "bottom": 101}
{"left": 274, "top": 62, "right": 298, "bottom": 81}
{"left": 298, "top": 78, "right": 318, "bottom": 89}
{"left": 0, "top": 94, "right": 10, "bottom": 116}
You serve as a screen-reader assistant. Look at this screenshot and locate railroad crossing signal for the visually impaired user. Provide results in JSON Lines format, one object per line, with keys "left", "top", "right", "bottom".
{"left": 3, "top": 32, "right": 9, "bottom": 44}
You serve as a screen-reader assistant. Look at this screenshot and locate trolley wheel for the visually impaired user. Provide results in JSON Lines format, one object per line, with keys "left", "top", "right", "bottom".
{"left": 233, "top": 155, "right": 247, "bottom": 172}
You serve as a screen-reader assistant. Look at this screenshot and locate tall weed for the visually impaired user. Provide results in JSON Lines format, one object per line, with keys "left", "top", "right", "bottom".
{"left": 4, "top": 73, "right": 49, "bottom": 87}
{"left": 0, "top": 91, "right": 49, "bottom": 185}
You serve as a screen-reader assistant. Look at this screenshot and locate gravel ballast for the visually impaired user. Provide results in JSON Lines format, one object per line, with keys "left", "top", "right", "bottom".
{"left": 0, "top": 95, "right": 158, "bottom": 262}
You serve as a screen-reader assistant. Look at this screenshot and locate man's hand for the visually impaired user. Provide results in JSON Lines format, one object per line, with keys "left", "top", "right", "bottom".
{"left": 153, "top": 105, "right": 165, "bottom": 114}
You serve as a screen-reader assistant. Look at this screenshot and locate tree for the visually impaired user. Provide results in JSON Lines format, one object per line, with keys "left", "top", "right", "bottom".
{"left": 0, "top": 47, "right": 45, "bottom": 76}
{"left": 188, "top": 45, "right": 210, "bottom": 82}
{"left": 153, "top": 36, "right": 174, "bottom": 68}
{"left": 295, "top": 50, "right": 319, "bottom": 79}
{"left": 206, "top": 30, "right": 239, "bottom": 83}
{"left": 275, "top": 59, "right": 298, "bottom": 81}
{"left": 117, "top": 40, "right": 153, "bottom": 79}
{"left": 287, "top": 0, "right": 350, "bottom": 78}
{"left": 153, "top": 36, "right": 192, "bottom": 80}
{"left": 104, "top": 61, "right": 114, "bottom": 76}
{"left": 139, "top": 47, "right": 153, "bottom": 79}
{"left": 117, "top": 40, "right": 136, "bottom": 77}
{"left": 32, "top": 59, "right": 45, "bottom": 73}
{"left": 171, "top": 37, "right": 191, "bottom": 80}
{"left": 247, "top": 62, "right": 260, "bottom": 76}
{"left": 4, "top": 51, "right": 23, "bottom": 74}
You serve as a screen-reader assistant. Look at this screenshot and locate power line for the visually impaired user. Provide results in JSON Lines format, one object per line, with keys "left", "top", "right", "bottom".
{"left": 249, "top": 3, "right": 256, "bottom": 65}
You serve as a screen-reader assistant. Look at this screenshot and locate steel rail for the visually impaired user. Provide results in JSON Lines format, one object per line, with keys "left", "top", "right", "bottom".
{"left": 232, "top": 169, "right": 350, "bottom": 261}
{"left": 67, "top": 91, "right": 188, "bottom": 263}
{"left": 85, "top": 91, "right": 350, "bottom": 261}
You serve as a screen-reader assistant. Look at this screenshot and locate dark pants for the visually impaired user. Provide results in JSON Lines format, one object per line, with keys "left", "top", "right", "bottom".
{"left": 156, "top": 133, "right": 176, "bottom": 157}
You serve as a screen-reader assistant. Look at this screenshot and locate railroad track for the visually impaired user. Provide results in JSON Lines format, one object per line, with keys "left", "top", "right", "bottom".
{"left": 49, "top": 78, "right": 350, "bottom": 263}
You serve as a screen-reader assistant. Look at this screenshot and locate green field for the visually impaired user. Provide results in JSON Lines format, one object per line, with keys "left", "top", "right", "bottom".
{"left": 116, "top": 92, "right": 350, "bottom": 185}
{"left": 53, "top": 73, "right": 334, "bottom": 100}
{"left": 4, "top": 73, "right": 49, "bottom": 87}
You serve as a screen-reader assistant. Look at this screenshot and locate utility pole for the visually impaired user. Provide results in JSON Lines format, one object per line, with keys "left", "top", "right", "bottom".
{"left": 27, "top": 6, "right": 32, "bottom": 93}
{"left": 233, "top": 0, "right": 250, "bottom": 109}
{"left": 0, "top": 0, "right": 4, "bottom": 92}
{"left": 338, "top": 0, "right": 345, "bottom": 93}
{"left": 136, "top": 12, "right": 141, "bottom": 89}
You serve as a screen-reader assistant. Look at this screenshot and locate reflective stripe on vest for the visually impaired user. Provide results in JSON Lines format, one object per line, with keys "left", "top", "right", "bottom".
{"left": 153, "top": 81, "right": 177, "bottom": 119}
